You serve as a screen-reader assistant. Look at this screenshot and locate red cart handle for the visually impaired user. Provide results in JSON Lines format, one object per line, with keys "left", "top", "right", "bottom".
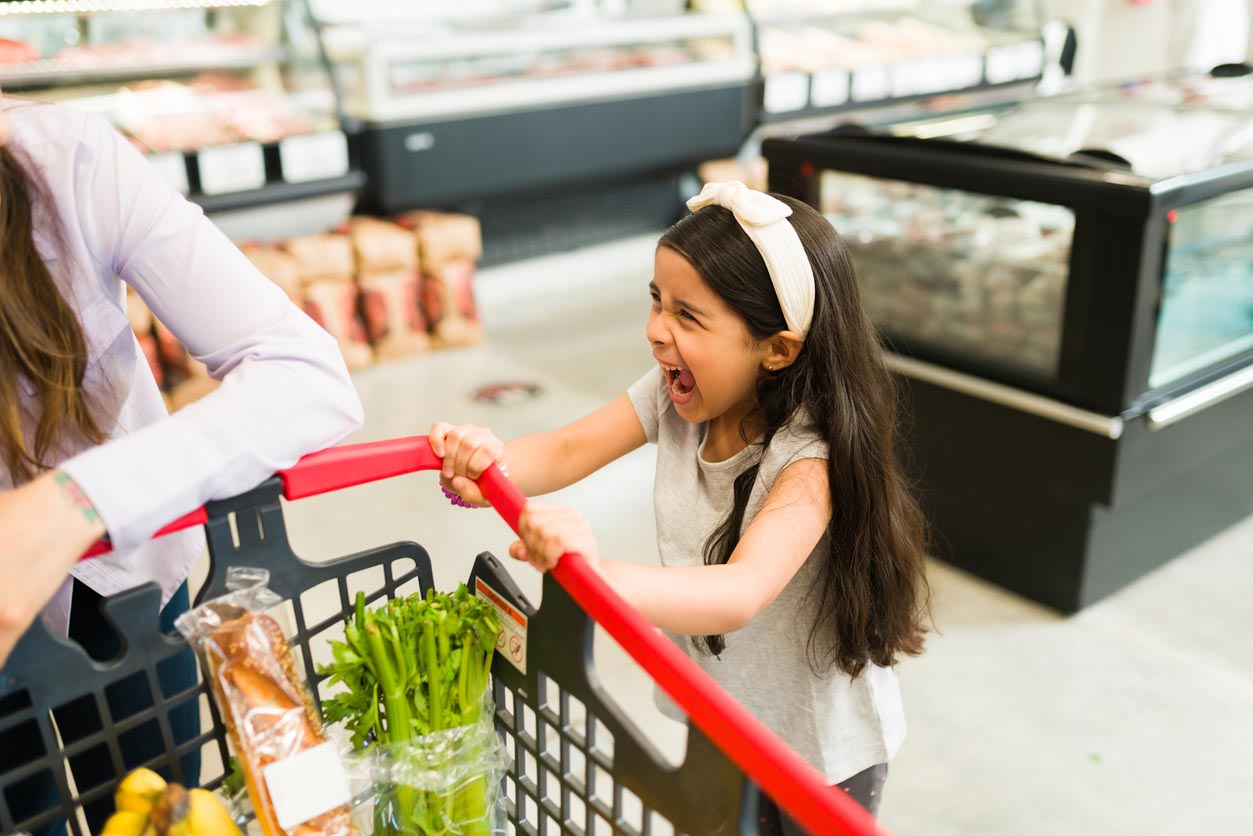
{"left": 81, "top": 436, "right": 880, "bottom": 836}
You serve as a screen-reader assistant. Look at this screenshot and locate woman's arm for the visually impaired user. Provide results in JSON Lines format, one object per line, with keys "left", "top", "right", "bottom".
{"left": 57, "top": 113, "right": 363, "bottom": 553}
{"left": 0, "top": 471, "right": 106, "bottom": 665}
{"left": 431, "top": 393, "right": 646, "bottom": 501}
{"left": 516, "top": 458, "right": 830, "bottom": 636}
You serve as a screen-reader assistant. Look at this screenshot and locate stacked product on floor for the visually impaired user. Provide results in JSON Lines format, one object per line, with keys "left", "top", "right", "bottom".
{"left": 130, "top": 212, "right": 484, "bottom": 411}
{"left": 350, "top": 217, "right": 430, "bottom": 361}
{"left": 277, "top": 231, "right": 374, "bottom": 370}
{"left": 396, "top": 211, "right": 484, "bottom": 348}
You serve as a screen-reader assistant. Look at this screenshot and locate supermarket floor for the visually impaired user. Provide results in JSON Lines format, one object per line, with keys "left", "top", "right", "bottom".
{"left": 272, "top": 233, "right": 1253, "bottom": 836}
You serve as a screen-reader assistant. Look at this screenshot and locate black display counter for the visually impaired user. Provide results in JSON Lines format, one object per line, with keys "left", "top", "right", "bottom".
{"left": 763, "top": 72, "right": 1253, "bottom": 610}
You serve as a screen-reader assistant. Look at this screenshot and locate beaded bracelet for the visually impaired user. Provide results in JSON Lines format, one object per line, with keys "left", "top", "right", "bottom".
{"left": 441, "top": 463, "right": 508, "bottom": 509}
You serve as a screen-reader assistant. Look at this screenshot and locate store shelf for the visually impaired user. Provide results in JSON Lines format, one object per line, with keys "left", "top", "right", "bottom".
{"left": 0, "top": 46, "right": 283, "bottom": 88}
{"left": 0, "top": 0, "right": 273, "bottom": 16}
{"left": 139, "top": 127, "right": 362, "bottom": 214}
{"left": 758, "top": 38, "right": 1044, "bottom": 122}
{"left": 195, "top": 170, "right": 366, "bottom": 213}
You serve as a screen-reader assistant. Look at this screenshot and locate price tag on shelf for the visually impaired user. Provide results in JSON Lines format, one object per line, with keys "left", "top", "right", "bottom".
{"left": 851, "top": 66, "right": 890, "bottom": 103}
{"left": 810, "top": 69, "right": 850, "bottom": 108}
{"left": 279, "top": 130, "right": 350, "bottom": 184}
{"left": 764, "top": 72, "right": 810, "bottom": 114}
{"left": 1017, "top": 41, "right": 1045, "bottom": 79}
{"left": 891, "top": 61, "right": 927, "bottom": 97}
{"left": 146, "top": 152, "right": 189, "bottom": 196}
{"left": 946, "top": 53, "right": 986, "bottom": 90}
{"left": 197, "top": 142, "right": 266, "bottom": 196}
{"left": 984, "top": 45, "right": 1019, "bottom": 85}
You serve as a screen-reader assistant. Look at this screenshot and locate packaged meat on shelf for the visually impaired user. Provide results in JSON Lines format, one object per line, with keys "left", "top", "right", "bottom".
{"left": 0, "top": 0, "right": 359, "bottom": 212}
{"left": 736, "top": 0, "right": 1049, "bottom": 121}
{"left": 135, "top": 212, "right": 486, "bottom": 410}
{"left": 819, "top": 169, "right": 1072, "bottom": 378}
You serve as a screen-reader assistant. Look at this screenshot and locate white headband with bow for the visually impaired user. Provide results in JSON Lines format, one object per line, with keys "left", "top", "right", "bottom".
{"left": 686, "top": 180, "right": 815, "bottom": 338}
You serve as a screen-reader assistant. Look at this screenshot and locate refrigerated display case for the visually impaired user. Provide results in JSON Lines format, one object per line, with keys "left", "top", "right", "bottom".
{"left": 739, "top": 0, "right": 1048, "bottom": 122}
{"left": 763, "top": 70, "right": 1253, "bottom": 610}
{"left": 0, "top": 0, "right": 364, "bottom": 218}
{"left": 308, "top": 0, "right": 758, "bottom": 261}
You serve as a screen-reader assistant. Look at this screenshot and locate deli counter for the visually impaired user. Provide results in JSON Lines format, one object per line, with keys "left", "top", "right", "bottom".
{"left": 763, "top": 71, "right": 1253, "bottom": 611}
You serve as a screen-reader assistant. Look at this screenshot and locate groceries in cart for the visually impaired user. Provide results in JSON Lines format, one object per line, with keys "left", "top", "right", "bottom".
{"left": 175, "top": 568, "right": 506, "bottom": 836}
{"left": 322, "top": 586, "right": 507, "bottom": 836}
{"left": 175, "top": 569, "right": 359, "bottom": 836}
{"left": 98, "top": 767, "right": 241, "bottom": 836}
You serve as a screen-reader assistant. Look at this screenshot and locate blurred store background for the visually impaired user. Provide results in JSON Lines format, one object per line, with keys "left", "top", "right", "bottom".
{"left": 5, "top": 0, "right": 1252, "bottom": 832}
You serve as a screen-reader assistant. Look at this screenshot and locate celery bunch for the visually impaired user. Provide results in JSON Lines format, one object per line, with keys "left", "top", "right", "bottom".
{"left": 321, "top": 585, "right": 500, "bottom": 835}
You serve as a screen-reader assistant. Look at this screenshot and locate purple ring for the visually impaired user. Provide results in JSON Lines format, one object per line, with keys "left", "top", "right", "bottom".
{"left": 441, "top": 484, "right": 479, "bottom": 509}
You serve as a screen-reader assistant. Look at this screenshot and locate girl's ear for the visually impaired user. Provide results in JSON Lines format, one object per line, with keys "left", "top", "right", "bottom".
{"left": 762, "top": 330, "right": 804, "bottom": 371}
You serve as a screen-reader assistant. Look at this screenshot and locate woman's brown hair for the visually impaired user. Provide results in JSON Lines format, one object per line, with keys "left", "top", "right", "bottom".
{"left": 0, "top": 144, "right": 104, "bottom": 484}
{"left": 660, "top": 195, "right": 931, "bottom": 678}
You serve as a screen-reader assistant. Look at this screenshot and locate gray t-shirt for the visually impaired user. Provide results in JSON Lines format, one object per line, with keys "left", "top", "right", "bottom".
{"left": 627, "top": 366, "right": 906, "bottom": 783}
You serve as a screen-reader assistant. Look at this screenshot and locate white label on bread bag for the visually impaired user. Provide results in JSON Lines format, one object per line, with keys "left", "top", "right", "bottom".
{"left": 851, "top": 66, "right": 889, "bottom": 102}
{"left": 263, "top": 742, "right": 351, "bottom": 830}
{"left": 476, "top": 576, "right": 528, "bottom": 676}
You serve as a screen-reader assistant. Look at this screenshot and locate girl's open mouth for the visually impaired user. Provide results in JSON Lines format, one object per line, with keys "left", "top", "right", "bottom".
{"left": 664, "top": 364, "right": 696, "bottom": 402}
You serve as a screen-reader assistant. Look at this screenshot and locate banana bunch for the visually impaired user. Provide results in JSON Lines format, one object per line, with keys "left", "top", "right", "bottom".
{"left": 101, "top": 768, "right": 242, "bottom": 836}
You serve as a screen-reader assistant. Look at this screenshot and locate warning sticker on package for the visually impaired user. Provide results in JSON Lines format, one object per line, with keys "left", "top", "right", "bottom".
{"left": 476, "top": 577, "right": 528, "bottom": 675}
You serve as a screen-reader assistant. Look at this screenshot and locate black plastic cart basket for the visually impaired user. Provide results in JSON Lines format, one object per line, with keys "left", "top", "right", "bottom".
{"left": 0, "top": 436, "right": 882, "bottom": 836}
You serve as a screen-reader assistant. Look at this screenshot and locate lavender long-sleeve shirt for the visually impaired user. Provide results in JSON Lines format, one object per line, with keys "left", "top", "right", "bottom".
{"left": 3, "top": 100, "right": 364, "bottom": 631}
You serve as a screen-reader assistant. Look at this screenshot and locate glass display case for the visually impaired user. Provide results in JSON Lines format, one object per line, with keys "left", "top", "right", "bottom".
{"left": 1149, "top": 190, "right": 1253, "bottom": 389}
{"left": 732, "top": 0, "right": 1048, "bottom": 121}
{"left": 820, "top": 171, "right": 1074, "bottom": 379}
{"left": 306, "top": 0, "right": 757, "bottom": 259}
{"left": 315, "top": 4, "right": 754, "bottom": 126}
{"left": 762, "top": 70, "right": 1253, "bottom": 612}
{"left": 0, "top": 0, "right": 363, "bottom": 215}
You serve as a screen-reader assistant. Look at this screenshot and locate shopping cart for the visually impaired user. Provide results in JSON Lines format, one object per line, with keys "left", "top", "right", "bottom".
{"left": 0, "top": 437, "right": 882, "bottom": 836}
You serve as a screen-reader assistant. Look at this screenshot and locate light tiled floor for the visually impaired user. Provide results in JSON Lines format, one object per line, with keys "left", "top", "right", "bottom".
{"left": 275, "top": 234, "right": 1253, "bottom": 835}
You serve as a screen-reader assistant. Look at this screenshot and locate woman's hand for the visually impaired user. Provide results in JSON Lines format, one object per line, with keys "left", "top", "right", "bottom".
{"left": 511, "top": 501, "right": 598, "bottom": 573}
{"left": 427, "top": 422, "right": 506, "bottom": 507}
{"left": 0, "top": 470, "right": 107, "bottom": 667}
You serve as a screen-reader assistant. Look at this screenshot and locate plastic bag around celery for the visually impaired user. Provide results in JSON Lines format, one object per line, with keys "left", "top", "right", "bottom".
{"left": 175, "top": 568, "right": 360, "bottom": 836}
{"left": 345, "top": 700, "right": 508, "bottom": 836}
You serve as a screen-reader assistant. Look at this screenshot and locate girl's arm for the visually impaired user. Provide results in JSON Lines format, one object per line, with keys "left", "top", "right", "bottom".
{"left": 430, "top": 393, "right": 646, "bottom": 501}
{"left": 58, "top": 112, "right": 363, "bottom": 554}
{"left": 516, "top": 458, "right": 830, "bottom": 636}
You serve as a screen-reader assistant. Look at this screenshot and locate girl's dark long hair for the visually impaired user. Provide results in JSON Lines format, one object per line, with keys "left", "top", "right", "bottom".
{"left": 660, "top": 196, "right": 930, "bottom": 678}
{"left": 0, "top": 143, "right": 105, "bottom": 484}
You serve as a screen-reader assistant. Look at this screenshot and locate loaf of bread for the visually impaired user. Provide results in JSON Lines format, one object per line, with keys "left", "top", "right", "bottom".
{"left": 153, "top": 318, "right": 191, "bottom": 389}
{"left": 205, "top": 612, "right": 357, "bottom": 836}
{"left": 358, "top": 269, "right": 429, "bottom": 360}
{"left": 422, "top": 258, "right": 482, "bottom": 348}
{"left": 302, "top": 280, "right": 372, "bottom": 369}
{"left": 394, "top": 210, "right": 482, "bottom": 273}
{"left": 241, "top": 243, "right": 304, "bottom": 303}
{"left": 282, "top": 234, "right": 356, "bottom": 284}
{"left": 349, "top": 217, "right": 418, "bottom": 271}
{"left": 168, "top": 360, "right": 219, "bottom": 411}
{"left": 126, "top": 291, "right": 163, "bottom": 389}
